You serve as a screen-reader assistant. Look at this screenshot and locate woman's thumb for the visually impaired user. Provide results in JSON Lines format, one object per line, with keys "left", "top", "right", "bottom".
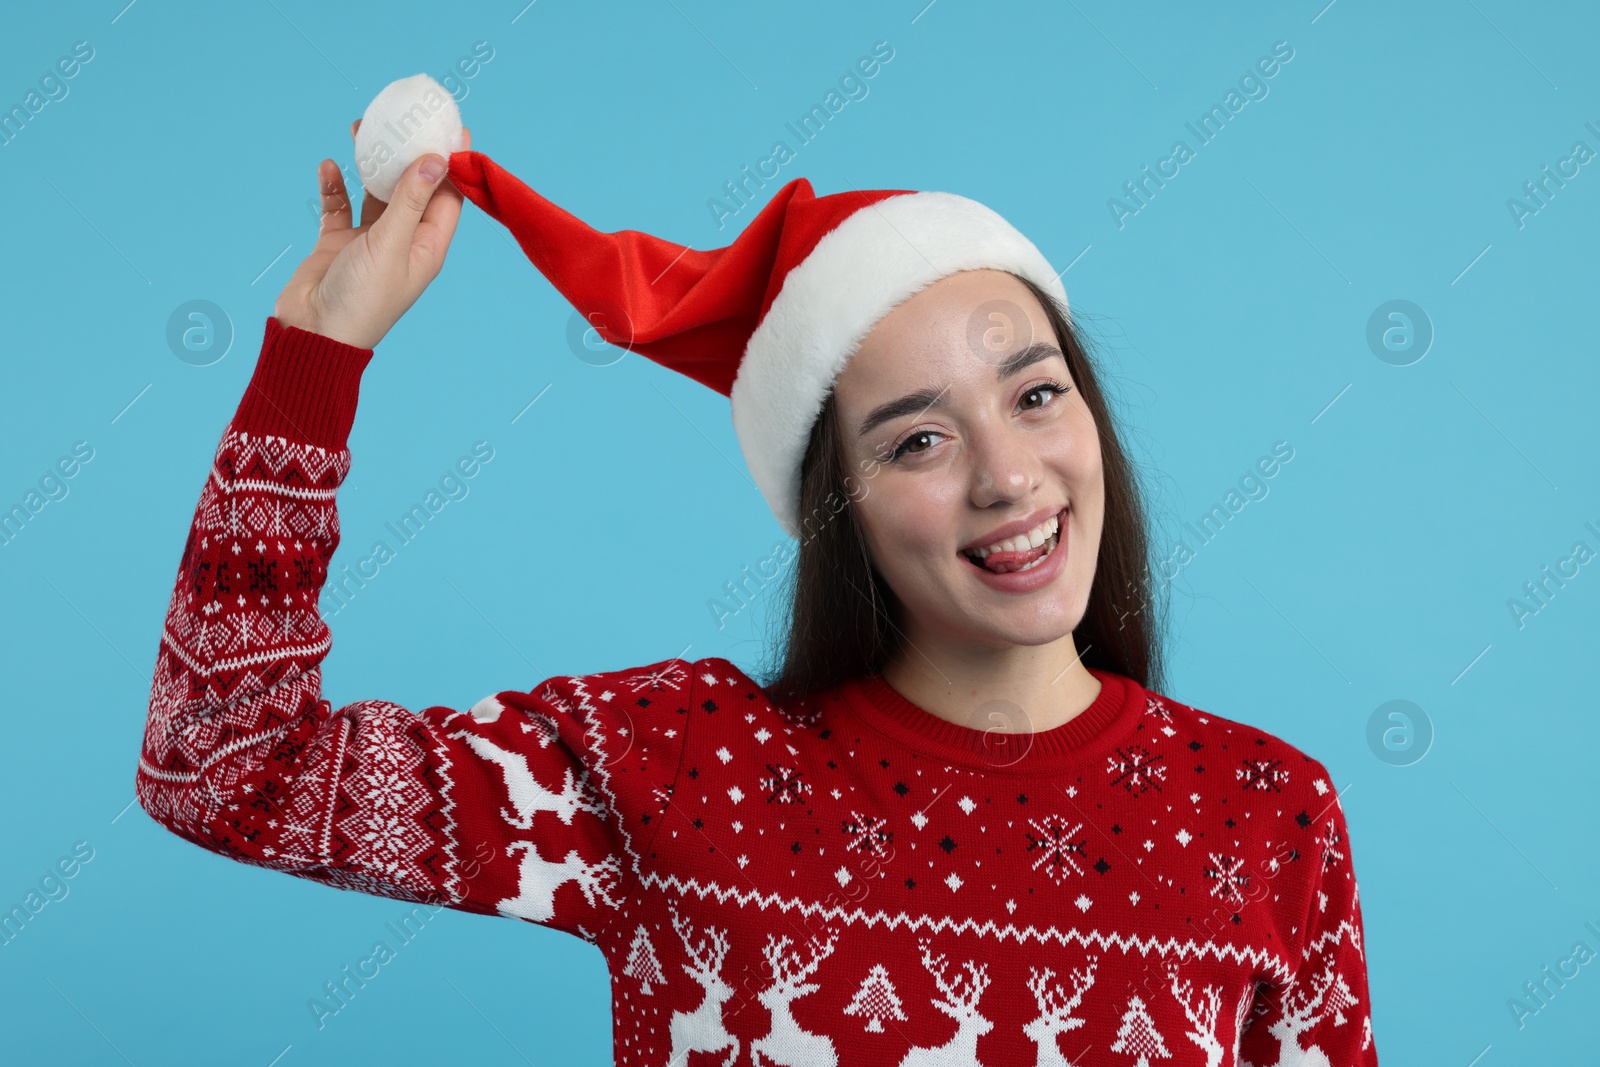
{"left": 371, "top": 154, "right": 448, "bottom": 253}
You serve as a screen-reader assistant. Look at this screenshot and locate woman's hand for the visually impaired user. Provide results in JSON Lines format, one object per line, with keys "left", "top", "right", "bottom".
{"left": 273, "top": 120, "right": 473, "bottom": 350}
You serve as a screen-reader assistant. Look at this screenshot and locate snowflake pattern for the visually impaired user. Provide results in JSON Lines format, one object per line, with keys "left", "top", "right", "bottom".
{"left": 1320, "top": 816, "right": 1346, "bottom": 871}
{"left": 1237, "top": 757, "right": 1290, "bottom": 792}
{"left": 1107, "top": 744, "right": 1168, "bottom": 795}
{"left": 842, "top": 811, "right": 894, "bottom": 859}
{"left": 137, "top": 405, "right": 1378, "bottom": 1067}
{"left": 1203, "top": 852, "right": 1250, "bottom": 906}
{"left": 1024, "top": 815, "right": 1088, "bottom": 885}
{"left": 761, "top": 764, "right": 811, "bottom": 804}
{"left": 619, "top": 658, "right": 690, "bottom": 694}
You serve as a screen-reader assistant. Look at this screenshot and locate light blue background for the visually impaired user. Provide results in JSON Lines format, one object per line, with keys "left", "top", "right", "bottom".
{"left": 2, "top": 1, "right": 1596, "bottom": 1063}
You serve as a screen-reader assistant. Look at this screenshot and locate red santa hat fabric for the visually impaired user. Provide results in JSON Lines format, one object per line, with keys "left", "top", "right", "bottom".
{"left": 444, "top": 149, "right": 1067, "bottom": 538}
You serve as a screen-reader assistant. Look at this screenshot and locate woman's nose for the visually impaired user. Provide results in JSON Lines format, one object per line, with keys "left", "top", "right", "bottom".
{"left": 966, "top": 423, "right": 1039, "bottom": 508}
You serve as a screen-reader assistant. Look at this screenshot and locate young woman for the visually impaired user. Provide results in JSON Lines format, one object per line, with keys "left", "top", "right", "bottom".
{"left": 138, "top": 120, "right": 1377, "bottom": 1066}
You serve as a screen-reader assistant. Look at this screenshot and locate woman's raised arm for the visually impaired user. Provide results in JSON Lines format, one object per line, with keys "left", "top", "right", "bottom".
{"left": 135, "top": 316, "right": 694, "bottom": 942}
{"left": 135, "top": 135, "right": 695, "bottom": 943}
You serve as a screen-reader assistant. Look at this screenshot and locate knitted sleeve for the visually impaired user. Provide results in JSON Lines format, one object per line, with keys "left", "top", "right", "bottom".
{"left": 135, "top": 316, "right": 693, "bottom": 945}
{"left": 1236, "top": 768, "right": 1377, "bottom": 1065}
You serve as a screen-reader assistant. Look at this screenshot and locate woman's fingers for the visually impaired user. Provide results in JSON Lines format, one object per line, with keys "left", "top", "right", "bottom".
{"left": 416, "top": 124, "right": 470, "bottom": 235}
{"left": 349, "top": 117, "right": 387, "bottom": 230}
{"left": 416, "top": 162, "right": 465, "bottom": 267}
{"left": 405, "top": 125, "right": 471, "bottom": 273}
{"left": 431, "top": 124, "right": 470, "bottom": 218}
{"left": 338, "top": 114, "right": 471, "bottom": 248}
{"left": 367, "top": 152, "right": 449, "bottom": 264}
{"left": 317, "top": 158, "right": 354, "bottom": 235}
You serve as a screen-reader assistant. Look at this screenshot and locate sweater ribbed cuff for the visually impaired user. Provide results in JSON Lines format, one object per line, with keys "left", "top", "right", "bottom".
{"left": 232, "top": 316, "right": 376, "bottom": 451}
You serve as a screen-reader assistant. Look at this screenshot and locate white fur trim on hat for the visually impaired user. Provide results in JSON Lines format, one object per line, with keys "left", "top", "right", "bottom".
{"left": 730, "top": 191, "right": 1069, "bottom": 539}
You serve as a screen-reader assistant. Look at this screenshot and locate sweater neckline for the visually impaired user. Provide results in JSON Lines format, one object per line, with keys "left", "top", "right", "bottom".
{"left": 840, "top": 666, "right": 1143, "bottom": 776}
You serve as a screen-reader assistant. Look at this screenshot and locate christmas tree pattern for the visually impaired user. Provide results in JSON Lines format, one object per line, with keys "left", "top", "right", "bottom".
{"left": 844, "top": 963, "right": 907, "bottom": 1033}
{"left": 133, "top": 326, "right": 1379, "bottom": 1066}
{"left": 1325, "top": 973, "right": 1359, "bottom": 1026}
{"left": 623, "top": 923, "right": 666, "bottom": 995}
{"left": 1110, "top": 994, "right": 1171, "bottom": 1066}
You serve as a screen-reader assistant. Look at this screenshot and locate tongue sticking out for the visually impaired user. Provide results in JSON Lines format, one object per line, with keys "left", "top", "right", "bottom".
{"left": 975, "top": 539, "right": 1050, "bottom": 574}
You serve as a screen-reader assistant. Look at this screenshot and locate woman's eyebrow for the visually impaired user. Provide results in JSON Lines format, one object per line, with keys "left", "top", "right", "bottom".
{"left": 855, "top": 342, "right": 1065, "bottom": 439}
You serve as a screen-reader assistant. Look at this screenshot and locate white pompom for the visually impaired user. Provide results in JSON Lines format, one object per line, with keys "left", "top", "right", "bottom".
{"left": 468, "top": 694, "right": 505, "bottom": 723}
{"left": 353, "top": 73, "right": 464, "bottom": 202}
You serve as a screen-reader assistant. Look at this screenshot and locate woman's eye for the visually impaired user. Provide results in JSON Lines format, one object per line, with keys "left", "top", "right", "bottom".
{"left": 1021, "top": 381, "right": 1072, "bottom": 410}
{"left": 887, "top": 383, "right": 1071, "bottom": 461}
{"left": 891, "top": 430, "right": 941, "bottom": 460}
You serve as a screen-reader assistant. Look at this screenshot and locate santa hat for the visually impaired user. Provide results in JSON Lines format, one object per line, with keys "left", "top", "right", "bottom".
{"left": 443, "top": 151, "right": 1067, "bottom": 538}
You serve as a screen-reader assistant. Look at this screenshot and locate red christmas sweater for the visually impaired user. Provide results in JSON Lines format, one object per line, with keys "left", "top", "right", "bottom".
{"left": 138, "top": 317, "right": 1378, "bottom": 1067}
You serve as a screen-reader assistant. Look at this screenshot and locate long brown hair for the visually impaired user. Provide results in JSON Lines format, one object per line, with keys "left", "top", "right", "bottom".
{"left": 753, "top": 273, "right": 1168, "bottom": 704}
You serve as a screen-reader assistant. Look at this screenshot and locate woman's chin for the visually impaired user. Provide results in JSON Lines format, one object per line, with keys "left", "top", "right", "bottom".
{"left": 944, "top": 601, "right": 1086, "bottom": 650}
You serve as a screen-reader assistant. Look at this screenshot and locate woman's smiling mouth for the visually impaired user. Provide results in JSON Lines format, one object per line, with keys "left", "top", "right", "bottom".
{"left": 960, "top": 506, "right": 1067, "bottom": 574}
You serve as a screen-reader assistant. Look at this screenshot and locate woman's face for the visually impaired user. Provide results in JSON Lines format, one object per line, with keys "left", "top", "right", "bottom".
{"left": 833, "top": 269, "right": 1105, "bottom": 653}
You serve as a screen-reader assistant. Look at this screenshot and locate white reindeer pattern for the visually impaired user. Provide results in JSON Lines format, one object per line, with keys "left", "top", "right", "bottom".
{"left": 629, "top": 925, "right": 1346, "bottom": 1067}
{"left": 1168, "top": 962, "right": 1226, "bottom": 1067}
{"left": 495, "top": 838, "right": 619, "bottom": 924}
{"left": 666, "top": 906, "right": 741, "bottom": 1067}
{"left": 1262, "top": 959, "right": 1340, "bottom": 1067}
{"left": 451, "top": 729, "right": 605, "bottom": 828}
{"left": 897, "top": 939, "right": 994, "bottom": 1067}
{"left": 750, "top": 930, "right": 841, "bottom": 1067}
{"left": 1021, "top": 958, "right": 1098, "bottom": 1067}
